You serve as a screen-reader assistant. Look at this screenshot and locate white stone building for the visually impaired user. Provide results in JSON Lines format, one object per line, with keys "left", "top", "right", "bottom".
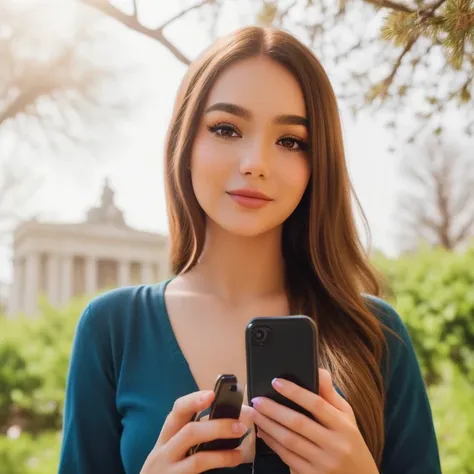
{"left": 7, "top": 180, "right": 170, "bottom": 316}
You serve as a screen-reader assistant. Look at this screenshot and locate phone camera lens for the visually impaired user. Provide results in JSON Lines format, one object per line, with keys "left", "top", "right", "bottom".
{"left": 252, "top": 327, "right": 268, "bottom": 344}
{"left": 229, "top": 384, "right": 237, "bottom": 392}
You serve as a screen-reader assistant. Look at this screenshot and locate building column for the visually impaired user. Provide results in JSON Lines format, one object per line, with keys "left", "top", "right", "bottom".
{"left": 140, "top": 262, "right": 153, "bottom": 284}
{"left": 85, "top": 256, "right": 98, "bottom": 295}
{"left": 152, "top": 263, "right": 160, "bottom": 282}
{"left": 46, "top": 254, "right": 61, "bottom": 306}
{"left": 24, "top": 253, "right": 40, "bottom": 315}
{"left": 8, "top": 258, "right": 23, "bottom": 316}
{"left": 118, "top": 260, "right": 130, "bottom": 287}
{"left": 60, "top": 255, "right": 73, "bottom": 305}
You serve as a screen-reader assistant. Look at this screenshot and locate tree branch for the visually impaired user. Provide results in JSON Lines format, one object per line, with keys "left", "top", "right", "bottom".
{"left": 396, "top": 137, "right": 474, "bottom": 251}
{"left": 363, "top": 0, "right": 414, "bottom": 13}
{"left": 275, "top": 0, "right": 298, "bottom": 27}
{"left": 419, "top": 0, "right": 447, "bottom": 17}
{"left": 454, "top": 214, "right": 474, "bottom": 244}
{"left": 434, "top": 168, "right": 452, "bottom": 249}
{"left": 0, "top": 80, "right": 55, "bottom": 126}
{"left": 81, "top": 0, "right": 216, "bottom": 65}
{"left": 402, "top": 160, "right": 433, "bottom": 188}
{"left": 379, "top": 36, "right": 418, "bottom": 98}
{"left": 132, "top": 0, "right": 138, "bottom": 17}
{"left": 157, "top": 0, "right": 216, "bottom": 33}
{"left": 451, "top": 185, "right": 474, "bottom": 217}
{"left": 81, "top": 0, "right": 190, "bottom": 64}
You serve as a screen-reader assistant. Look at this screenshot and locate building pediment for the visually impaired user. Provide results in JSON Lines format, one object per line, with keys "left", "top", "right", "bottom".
{"left": 7, "top": 179, "right": 170, "bottom": 316}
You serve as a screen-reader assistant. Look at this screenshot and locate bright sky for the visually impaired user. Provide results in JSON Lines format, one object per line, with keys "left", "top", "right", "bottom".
{"left": 0, "top": 0, "right": 409, "bottom": 282}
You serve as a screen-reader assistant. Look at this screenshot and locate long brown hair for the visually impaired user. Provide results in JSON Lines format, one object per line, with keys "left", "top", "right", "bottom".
{"left": 165, "top": 26, "right": 388, "bottom": 465}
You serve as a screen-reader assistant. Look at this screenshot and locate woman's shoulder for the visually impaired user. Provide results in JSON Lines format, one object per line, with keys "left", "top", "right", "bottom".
{"left": 362, "top": 294, "right": 408, "bottom": 342}
{"left": 362, "top": 294, "right": 421, "bottom": 385}
{"left": 361, "top": 301, "right": 442, "bottom": 472}
{"left": 76, "top": 279, "right": 172, "bottom": 336}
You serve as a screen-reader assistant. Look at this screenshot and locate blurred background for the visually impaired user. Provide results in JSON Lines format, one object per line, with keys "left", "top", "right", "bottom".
{"left": 0, "top": 0, "right": 473, "bottom": 472}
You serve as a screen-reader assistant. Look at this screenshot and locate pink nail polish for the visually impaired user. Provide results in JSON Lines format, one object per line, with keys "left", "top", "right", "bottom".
{"left": 251, "top": 397, "right": 261, "bottom": 407}
{"left": 272, "top": 378, "right": 282, "bottom": 388}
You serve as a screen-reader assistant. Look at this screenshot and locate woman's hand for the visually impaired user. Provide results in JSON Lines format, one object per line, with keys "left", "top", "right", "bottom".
{"left": 140, "top": 390, "right": 248, "bottom": 473}
{"left": 199, "top": 403, "right": 256, "bottom": 464}
{"left": 250, "top": 369, "right": 379, "bottom": 474}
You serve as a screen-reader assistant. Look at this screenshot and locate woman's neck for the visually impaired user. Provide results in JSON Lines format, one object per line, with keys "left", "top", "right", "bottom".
{"left": 185, "top": 222, "right": 286, "bottom": 304}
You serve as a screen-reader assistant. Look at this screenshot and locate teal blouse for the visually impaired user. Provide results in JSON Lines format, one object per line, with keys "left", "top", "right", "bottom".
{"left": 58, "top": 280, "right": 442, "bottom": 473}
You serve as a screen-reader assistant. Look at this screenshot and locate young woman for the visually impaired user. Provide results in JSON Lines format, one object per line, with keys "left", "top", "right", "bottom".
{"left": 58, "top": 27, "right": 441, "bottom": 474}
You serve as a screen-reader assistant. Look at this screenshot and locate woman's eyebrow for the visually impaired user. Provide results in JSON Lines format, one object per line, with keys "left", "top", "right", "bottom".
{"left": 204, "top": 102, "right": 308, "bottom": 129}
{"left": 205, "top": 102, "right": 251, "bottom": 119}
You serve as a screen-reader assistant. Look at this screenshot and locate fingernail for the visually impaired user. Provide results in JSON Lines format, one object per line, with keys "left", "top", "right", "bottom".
{"left": 232, "top": 422, "right": 246, "bottom": 434}
{"left": 272, "top": 378, "right": 283, "bottom": 389}
{"left": 251, "top": 397, "right": 262, "bottom": 407}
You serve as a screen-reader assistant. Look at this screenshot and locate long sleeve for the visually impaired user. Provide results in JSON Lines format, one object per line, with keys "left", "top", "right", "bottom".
{"left": 58, "top": 304, "right": 125, "bottom": 474}
{"left": 372, "top": 298, "right": 442, "bottom": 474}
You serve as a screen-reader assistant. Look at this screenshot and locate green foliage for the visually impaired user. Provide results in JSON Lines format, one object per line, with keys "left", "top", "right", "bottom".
{"left": 429, "top": 364, "right": 474, "bottom": 474}
{"left": 374, "top": 246, "right": 474, "bottom": 385}
{"left": 249, "top": 0, "right": 474, "bottom": 140}
{"left": 374, "top": 247, "right": 474, "bottom": 473}
{"left": 1, "top": 249, "right": 474, "bottom": 473}
{"left": 0, "top": 297, "right": 86, "bottom": 435}
{"left": 381, "top": 11, "right": 423, "bottom": 46}
{"left": 0, "top": 296, "right": 87, "bottom": 473}
{"left": 0, "top": 431, "right": 60, "bottom": 474}
{"left": 380, "top": 0, "right": 474, "bottom": 70}
{"left": 443, "top": 0, "right": 474, "bottom": 69}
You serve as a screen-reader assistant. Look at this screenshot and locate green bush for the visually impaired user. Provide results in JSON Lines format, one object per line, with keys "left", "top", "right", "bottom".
{"left": 0, "top": 297, "right": 84, "bottom": 473}
{"left": 429, "top": 364, "right": 474, "bottom": 474}
{"left": 0, "top": 431, "right": 60, "bottom": 474}
{"left": 0, "top": 248, "right": 473, "bottom": 473}
{"left": 375, "top": 246, "right": 474, "bottom": 385}
{"left": 0, "top": 297, "right": 85, "bottom": 435}
{"left": 375, "top": 247, "right": 474, "bottom": 473}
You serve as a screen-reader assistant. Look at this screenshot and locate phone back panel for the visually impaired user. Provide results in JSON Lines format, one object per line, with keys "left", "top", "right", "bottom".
{"left": 190, "top": 374, "right": 244, "bottom": 454}
{"left": 246, "top": 316, "right": 319, "bottom": 454}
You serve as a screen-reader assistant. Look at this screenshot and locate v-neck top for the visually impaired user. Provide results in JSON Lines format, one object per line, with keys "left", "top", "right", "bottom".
{"left": 58, "top": 280, "right": 441, "bottom": 474}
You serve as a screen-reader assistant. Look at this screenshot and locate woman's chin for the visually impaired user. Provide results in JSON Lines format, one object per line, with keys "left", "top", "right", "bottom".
{"left": 216, "top": 220, "right": 280, "bottom": 238}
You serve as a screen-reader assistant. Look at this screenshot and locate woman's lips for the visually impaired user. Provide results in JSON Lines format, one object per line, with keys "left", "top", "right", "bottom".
{"left": 226, "top": 190, "right": 273, "bottom": 209}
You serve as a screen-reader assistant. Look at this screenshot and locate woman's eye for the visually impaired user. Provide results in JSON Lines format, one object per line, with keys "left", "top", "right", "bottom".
{"left": 207, "top": 123, "right": 240, "bottom": 138}
{"left": 278, "top": 136, "right": 308, "bottom": 152}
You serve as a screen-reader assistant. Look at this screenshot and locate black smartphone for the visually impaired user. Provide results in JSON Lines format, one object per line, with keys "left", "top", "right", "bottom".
{"left": 245, "top": 316, "right": 319, "bottom": 455}
{"left": 188, "top": 374, "right": 246, "bottom": 455}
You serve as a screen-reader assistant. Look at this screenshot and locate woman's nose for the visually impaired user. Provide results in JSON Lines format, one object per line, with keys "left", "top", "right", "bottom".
{"left": 239, "top": 141, "right": 270, "bottom": 178}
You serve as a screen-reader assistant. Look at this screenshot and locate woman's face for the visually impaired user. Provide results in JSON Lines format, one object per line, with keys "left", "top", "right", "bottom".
{"left": 191, "top": 56, "right": 311, "bottom": 237}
